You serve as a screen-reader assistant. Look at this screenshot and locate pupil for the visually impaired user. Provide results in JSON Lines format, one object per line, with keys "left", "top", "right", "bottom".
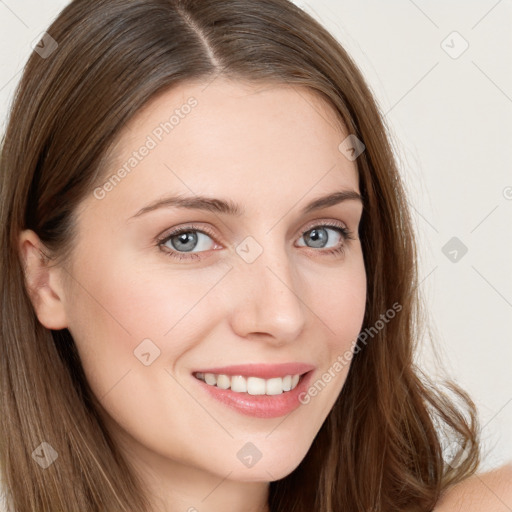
{"left": 308, "top": 228, "right": 326, "bottom": 248}
{"left": 173, "top": 232, "right": 197, "bottom": 252}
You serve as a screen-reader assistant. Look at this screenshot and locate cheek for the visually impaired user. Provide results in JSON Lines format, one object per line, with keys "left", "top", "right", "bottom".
{"left": 63, "top": 254, "right": 229, "bottom": 454}
{"left": 303, "top": 251, "right": 366, "bottom": 400}
{"left": 320, "top": 270, "right": 366, "bottom": 330}
{"left": 313, "top": 249, "right": 367, "bottom": 343}
{"left": 64, "top": 249, "right": 232, "bottom": 388}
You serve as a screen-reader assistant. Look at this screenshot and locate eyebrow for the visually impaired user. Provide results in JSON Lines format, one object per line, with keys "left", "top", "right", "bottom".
{"left": 129, "top": 189, "right": 363, "bottom": 219}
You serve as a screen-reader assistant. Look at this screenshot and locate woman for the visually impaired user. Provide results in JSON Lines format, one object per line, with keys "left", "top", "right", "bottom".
{"left": 0, "top": 0, "right": 510, "bottom": 510}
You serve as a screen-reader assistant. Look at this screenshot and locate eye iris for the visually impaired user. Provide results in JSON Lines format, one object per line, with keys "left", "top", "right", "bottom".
{"left": 306, "top": 227, "right": 328, "bottom": 248}
{"left": 172, "top": 232, "right": 198, "bottom": 252}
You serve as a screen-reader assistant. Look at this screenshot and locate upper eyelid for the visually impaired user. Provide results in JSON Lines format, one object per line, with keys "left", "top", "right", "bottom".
{"left": 156, "top": 223, "right": 217, "bottom": 244}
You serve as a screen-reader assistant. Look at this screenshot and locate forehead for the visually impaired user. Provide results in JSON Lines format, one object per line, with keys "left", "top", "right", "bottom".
{"left": 86, "top": 78, "right": 359, "bottom": 220}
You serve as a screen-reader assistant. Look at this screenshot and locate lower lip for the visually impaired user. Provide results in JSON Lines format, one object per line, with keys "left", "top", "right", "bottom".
{"left": 193, "top": 371, "right": 314, "bottom": 419}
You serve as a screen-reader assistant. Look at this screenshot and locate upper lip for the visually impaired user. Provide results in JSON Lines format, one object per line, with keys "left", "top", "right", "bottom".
{"left": 192, "top": 363, "right": 315, "bottom": 379}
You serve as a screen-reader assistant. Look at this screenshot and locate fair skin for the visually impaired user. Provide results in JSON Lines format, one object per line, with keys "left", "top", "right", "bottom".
{"left": 19, "top": 78, "right": 512, "bottom": 511}
{"left": 435, "top": 464, "right": 512, "bottom": 512}
{"left": 20, "top": 78, "right": 367, "bottom": 511}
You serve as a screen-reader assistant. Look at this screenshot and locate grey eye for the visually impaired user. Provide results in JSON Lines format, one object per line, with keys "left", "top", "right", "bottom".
{"left": 163, "top": 230, "right": 214, "bottom": 253}
{"left": 299, "top": 227, "right": 342, "bottom": 249}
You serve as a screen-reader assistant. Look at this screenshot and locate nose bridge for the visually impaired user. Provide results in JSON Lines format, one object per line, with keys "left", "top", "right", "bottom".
{"left": 229, "top": 233, "right": 306, "bottom": 342}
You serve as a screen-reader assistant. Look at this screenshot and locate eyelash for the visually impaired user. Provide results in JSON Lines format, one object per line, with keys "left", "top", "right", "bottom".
{"left": 156, "top": 221, "right": 355, "bottom": 262}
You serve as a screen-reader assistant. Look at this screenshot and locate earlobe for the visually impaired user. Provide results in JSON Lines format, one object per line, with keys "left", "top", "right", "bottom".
{"left": 18, "top": 229, "right": 68, "bottom": 330}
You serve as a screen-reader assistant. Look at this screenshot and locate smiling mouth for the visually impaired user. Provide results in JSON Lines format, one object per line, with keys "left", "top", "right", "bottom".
{"left": 193, "top": 372, "right": 306, "bottom": 395}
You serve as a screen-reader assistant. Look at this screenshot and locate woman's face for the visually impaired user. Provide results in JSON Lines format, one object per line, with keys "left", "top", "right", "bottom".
{"left": 53, "top": 78, "right": 366, "bottom": 485}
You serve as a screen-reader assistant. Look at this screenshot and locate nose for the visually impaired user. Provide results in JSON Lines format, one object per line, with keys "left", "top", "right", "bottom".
{"left": 228, "top": 239, "right": 306, "bottom": 345}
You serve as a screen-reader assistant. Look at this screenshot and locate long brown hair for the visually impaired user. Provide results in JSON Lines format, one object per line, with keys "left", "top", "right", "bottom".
{"left": 0, "top": 0, "right": 479, "bottom": 510}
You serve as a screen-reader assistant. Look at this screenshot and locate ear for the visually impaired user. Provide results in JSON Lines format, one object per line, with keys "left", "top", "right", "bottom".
{"left": 18, "top": 229, "right": 68, "bottom": 330}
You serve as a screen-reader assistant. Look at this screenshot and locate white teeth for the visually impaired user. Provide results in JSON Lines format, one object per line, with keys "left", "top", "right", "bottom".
{"left": 266, "top": 377, "right": 283, "bottom": 395}
{"left": 204, "top": 373, "right": 217, "bottom": 386}
{"left": 195, "top": 372, "right": 303, "bottom": 395}
{"left": 231, "top": 375, "right": 247, "bottom": 393}
{"left": 247, "top": 377, "right": 266, "bottom": 395}
{"left": 216, "top": 374, "right": 230, "bottom": 389}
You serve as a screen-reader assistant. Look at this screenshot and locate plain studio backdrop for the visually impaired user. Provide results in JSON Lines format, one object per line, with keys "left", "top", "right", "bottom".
{"left": 0, "top": 0, "right": 511, "bottom": 471}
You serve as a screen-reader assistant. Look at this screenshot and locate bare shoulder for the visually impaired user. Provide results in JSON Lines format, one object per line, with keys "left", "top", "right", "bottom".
{"left": 434, "top": 463, "right": 512, "bottom": 512}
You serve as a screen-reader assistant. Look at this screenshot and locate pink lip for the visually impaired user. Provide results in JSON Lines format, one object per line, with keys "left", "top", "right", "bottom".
{"left": 192, "top": 366, "right": 316, "bottom": 419}
{"left": 191, "top": 362, "right": 315, "bottom": 379}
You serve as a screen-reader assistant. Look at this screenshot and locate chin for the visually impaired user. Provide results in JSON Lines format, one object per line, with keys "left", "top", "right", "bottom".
{"left": 224, "top": 450, "right": 308, "bottom": 483}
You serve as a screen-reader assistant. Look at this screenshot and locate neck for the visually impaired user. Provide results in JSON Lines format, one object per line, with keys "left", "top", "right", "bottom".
{"left": 143, "top": 461, "right": 270, "bottom": 512}
{"left": 117, "top": 431, "right": 271, "bottom": 512}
